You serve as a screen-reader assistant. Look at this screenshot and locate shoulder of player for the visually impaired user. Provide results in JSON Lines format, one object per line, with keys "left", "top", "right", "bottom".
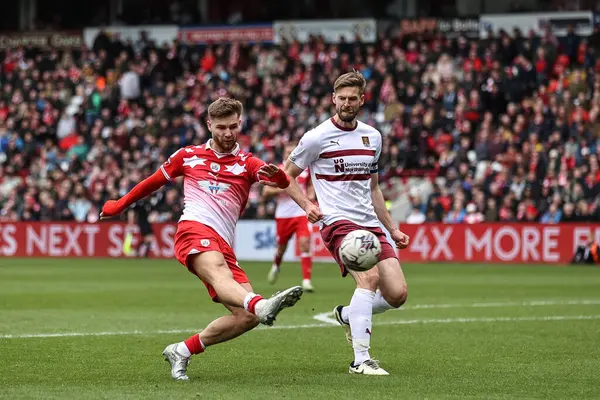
{"left": 356, "top": 120, "right": 382, "bottom": 137}
{"left": 176, "top": 144, "right": 207, "bottom": 156}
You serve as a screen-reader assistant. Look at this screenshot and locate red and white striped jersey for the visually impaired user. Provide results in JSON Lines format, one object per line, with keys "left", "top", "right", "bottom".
{"left": 160, "top": 140, "right": 266, "bottom": 246}
{"left": 289, "top": 117, "right": 382, "bottom": 228}
{"left": 275, "top": 166, "right": 310, "bottom": 219}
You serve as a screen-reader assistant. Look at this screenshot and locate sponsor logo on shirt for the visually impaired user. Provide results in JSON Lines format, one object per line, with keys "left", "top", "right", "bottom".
{"left": 198, "top": 180, "right": 231, "bottom": 195}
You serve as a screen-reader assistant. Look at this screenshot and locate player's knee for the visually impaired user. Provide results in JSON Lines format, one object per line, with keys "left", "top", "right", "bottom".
{"left": 233, "top": 309, "right": 260, "bottom": 330}
{"left": 384, "top": 284, "right": 408, "bottom": 308}
{"left": 298, "top": 237, "right": 310, "bottom": 252}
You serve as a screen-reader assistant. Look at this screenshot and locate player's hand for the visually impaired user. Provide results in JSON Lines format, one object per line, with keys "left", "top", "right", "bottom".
{"left": 305, "top": 203, "right": 324, "bottom": 223}
{"left": 257, "top": 164, "right": 280, "bottom": 178}
{"left": 391, "top": 229, "right": 410, "bottom": 249}
{"left": 99, "top": 200, "right": 120, "bottom": 220}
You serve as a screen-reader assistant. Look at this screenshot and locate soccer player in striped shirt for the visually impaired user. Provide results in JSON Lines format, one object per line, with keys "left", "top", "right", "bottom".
{"left": 284, "top": 71, "right": 410, "bottom": 375}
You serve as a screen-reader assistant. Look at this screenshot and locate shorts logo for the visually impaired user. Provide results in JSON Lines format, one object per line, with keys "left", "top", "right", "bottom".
{"left": 210, "top": 162, "right": 221, "bottom": 173}
{"left": 362, "top": 136, "right": 370, "bottom": 147}
{"left": 200, "top": 239, "right": 210, "bottom": 247}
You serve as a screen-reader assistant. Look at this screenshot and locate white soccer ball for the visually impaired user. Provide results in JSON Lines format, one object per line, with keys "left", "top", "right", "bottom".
{"left": 338, "top": 229, "right": 382, "bottom": 272}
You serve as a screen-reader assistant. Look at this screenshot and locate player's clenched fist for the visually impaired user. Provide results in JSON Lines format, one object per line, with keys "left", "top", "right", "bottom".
{"left": 304, "top": 203, "right": 324, "bottom": 223}
{"left": 391, "top": 229, "right": 410, "bottom": 249}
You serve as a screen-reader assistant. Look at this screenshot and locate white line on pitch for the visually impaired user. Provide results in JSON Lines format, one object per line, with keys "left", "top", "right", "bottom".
{"left": 1, "top": 314, "right": 600, "bottom": 340}
{"left": 312, "top": 299, "right": 600, "bottom": 325}
{"left": 402, "top": 299, "right": 600, "bottom": 310}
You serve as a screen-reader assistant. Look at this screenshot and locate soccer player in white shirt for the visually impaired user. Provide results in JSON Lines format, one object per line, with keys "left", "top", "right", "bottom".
{"left": 284, "top": 71, "right": 410, "bottom": 376}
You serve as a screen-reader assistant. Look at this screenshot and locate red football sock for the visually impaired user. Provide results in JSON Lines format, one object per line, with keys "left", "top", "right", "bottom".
{"left": 247, "top": 295, "right": 265, "bottom": 315}
{"left": 301, "top": 254, "right": 312, "bottom": 280}
{"left": 184, "top": 334, "right": 205, "bottom": 354}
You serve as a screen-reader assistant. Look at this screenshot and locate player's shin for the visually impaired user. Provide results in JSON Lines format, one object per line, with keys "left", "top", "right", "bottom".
{"left": 300, "top": 253, "right": 312, "bottom": 280}
{"left": 348, "top": 288, "right": 375, "bottom": 365}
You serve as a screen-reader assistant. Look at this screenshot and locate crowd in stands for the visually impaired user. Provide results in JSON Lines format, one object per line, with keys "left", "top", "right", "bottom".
{"left": 2, "top": 21, "right": 600, "bottom": 225}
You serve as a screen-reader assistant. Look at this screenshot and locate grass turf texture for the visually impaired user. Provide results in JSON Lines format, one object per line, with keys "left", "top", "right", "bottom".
{"left": 1, "top": 258, "right": 599, "bottom": 399}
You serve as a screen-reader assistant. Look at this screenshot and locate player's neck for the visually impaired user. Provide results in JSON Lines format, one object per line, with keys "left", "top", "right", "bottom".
{"left": 332, "top": 114, "right": 357, "bottom": 131}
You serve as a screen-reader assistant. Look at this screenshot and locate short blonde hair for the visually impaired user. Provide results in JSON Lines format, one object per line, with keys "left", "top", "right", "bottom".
{"left": 208, "top": 97, "right": 243, "bottom": 120}
{"left": 333, "top": 70, "right": 367, "bottom": 95}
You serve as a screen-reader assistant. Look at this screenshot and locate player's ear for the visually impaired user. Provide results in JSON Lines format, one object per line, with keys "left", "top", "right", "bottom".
{"left": 360, "top": 93, "right": 365, "bottom": 106}
{"left": 206, "top": 119, "right": 212, "bottom": 132}
{"left": 332, "top": 92, "right": 336, "bottom": 105}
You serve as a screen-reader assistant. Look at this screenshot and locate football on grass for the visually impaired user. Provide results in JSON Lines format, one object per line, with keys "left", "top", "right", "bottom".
{"left": 338, "top": 229, "right": 382, "bottom": 272}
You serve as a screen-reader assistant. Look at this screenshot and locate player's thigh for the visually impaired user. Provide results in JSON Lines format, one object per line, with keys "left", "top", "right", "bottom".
{"left": 189, "top": 251, "right": 234, "bottom": 285}
{"left": 276, "top": 218, "right": 295, "bottom": 246}
{"left": 223, "top": 283, "right": 260, "bottom": 327}
{"left": 376, "top": 257, "right": 408, "bottom": 305}
{"left": 347, "top": 267, "right": 379, "bottom": 291}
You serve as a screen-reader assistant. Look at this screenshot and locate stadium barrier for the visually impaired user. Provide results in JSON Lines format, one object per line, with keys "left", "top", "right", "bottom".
{"left": 1, "top": 221, "right": 598, "bottom": 264}
{"left": 399, "top": 223, "right": 600, "bottom": 264}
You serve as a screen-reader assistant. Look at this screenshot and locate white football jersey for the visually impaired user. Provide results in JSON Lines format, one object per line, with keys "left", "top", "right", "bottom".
{"left": 275, "top": 167, "right": 310, "bottom": 219}
{"left": 289, "top": 117, "right": 381, "bottom": 228}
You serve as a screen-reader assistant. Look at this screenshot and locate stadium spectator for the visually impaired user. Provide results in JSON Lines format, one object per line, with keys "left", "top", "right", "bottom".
{"left": 2, "top": 23, "right": 600, "bottom": 225}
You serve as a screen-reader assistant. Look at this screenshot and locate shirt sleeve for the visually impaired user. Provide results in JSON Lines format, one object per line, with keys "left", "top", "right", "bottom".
{"left": 160, "top": 148, "right": 186, "bottom": 181}
{"left": 246, "top": 156, "right": 266, "bottom": 184}
{"left": 371, "top": 132, "right": 382, "bottom": 174}
{"left": 289, "top": 130, "right": 321, "bottom": 171}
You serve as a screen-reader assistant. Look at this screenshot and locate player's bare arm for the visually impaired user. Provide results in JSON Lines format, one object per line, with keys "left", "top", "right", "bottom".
{"left": 306, "top": 177, "right": 316, "bottom": 202}
{"left": 100, "top": 169, "right": 168, "bottom": 220}
{"left": 262, "top": 186, "right": 285, "bottom": 198}
{"left": 284, "top": 160, "right": 323, "bottom": 223}
{"left": 370, "top": 173, "right": 410, "bottom": 249}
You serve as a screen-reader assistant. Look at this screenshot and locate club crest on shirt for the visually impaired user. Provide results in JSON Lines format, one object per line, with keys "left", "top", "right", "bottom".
{"left": 362, "top": 136, "right": 370, "bottom": 147}
{"left": 210, "top": 162, "right": 221, "bottom": 173}
{"left": 200, "top": 239, "right": 210, "bottom": 247}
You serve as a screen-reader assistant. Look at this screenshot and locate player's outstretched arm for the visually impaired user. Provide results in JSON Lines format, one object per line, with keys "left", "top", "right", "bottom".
{"left": 262, "top": 186, "right": 285, "bottom": 198}
{"left": 284, "top": 160, "right": 323, "bottom": 223}
{"left": 100, "top": 169, "right": 168, "bottom": 219}
{"left": 370, "top": 173, "right": 409, "bottom": 249}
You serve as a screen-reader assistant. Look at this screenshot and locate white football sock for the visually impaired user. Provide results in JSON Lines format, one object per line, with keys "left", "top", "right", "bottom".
{"left": 243, "top": 292, "right": 267, "bottom": 315}
{"left": 341, "top": 306, "right": 350, "bottom": 324}
{"left": 372, "top": 289, "right": 396, "bottom": 314}
{"left": 349, "top": 288, "right": 375, "bottom": 365}
{"left": 176, "top": 342, "right": 192, "bottom": 357}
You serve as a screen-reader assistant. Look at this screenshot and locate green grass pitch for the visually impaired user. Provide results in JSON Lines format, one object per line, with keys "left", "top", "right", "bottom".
{"left": 1, "top": 258, "right": 599, "bottom": 399}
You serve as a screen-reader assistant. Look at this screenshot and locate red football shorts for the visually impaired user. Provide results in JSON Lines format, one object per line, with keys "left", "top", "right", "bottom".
{"left": 275, "top": 216, "right": 311, "bottom": 246}
{"left": 320, "top": 219, "right": 398, "bottom": 277}
{"left": 174, "top": 220, "right": 249, "bottom": 302}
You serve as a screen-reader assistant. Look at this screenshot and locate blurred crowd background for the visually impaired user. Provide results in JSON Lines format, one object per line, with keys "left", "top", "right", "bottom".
{"left": 2, "top": 0, "right": 600, "bottom": 225}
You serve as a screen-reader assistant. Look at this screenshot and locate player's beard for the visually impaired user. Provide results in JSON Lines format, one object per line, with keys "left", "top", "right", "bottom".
{"left": 337, "top": 106, "right": 358, "bottom": 122}
{"left": 213, "top": 136, "right": 237, "bottom": 153}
